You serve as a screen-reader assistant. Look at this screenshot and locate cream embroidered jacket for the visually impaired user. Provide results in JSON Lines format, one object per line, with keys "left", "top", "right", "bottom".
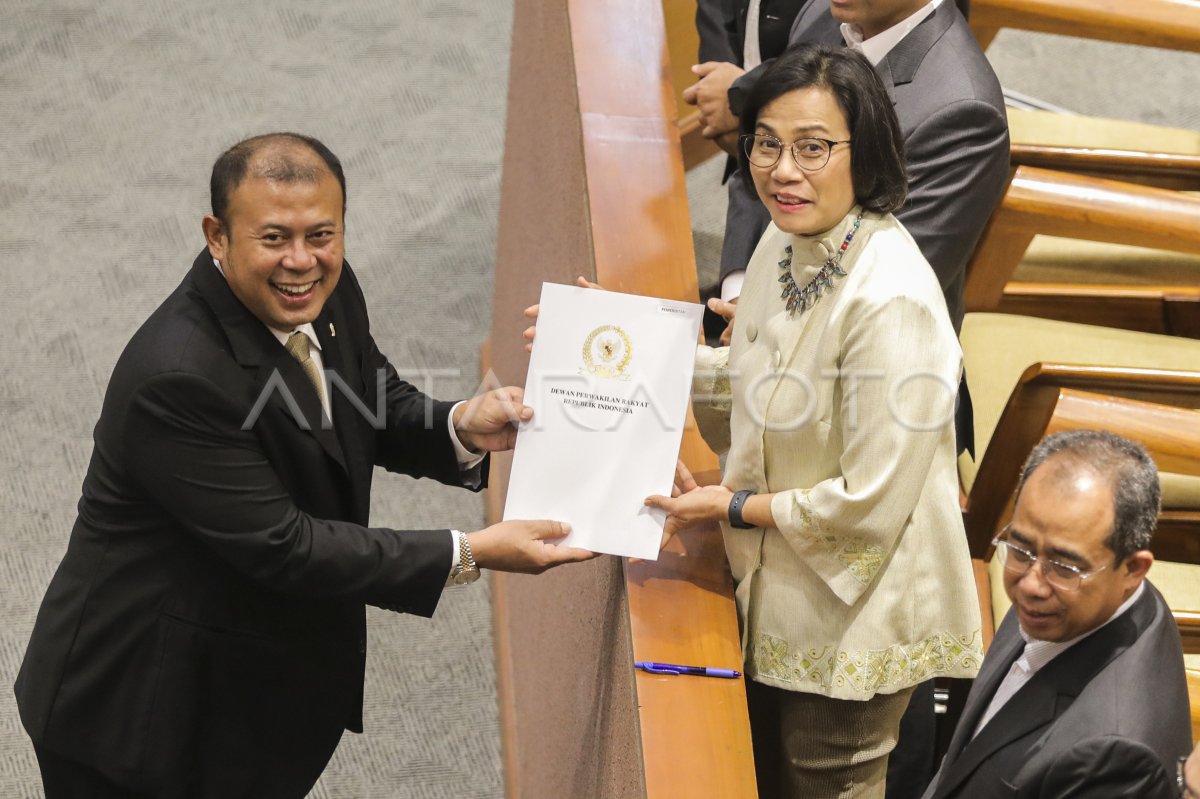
{"left": 694, "top": 208, "right": 983, "bottom": 701}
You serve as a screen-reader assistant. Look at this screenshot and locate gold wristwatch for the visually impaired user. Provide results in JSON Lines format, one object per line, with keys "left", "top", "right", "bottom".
{"left": 451, "top": 530, "right": 480, "bottom": 585}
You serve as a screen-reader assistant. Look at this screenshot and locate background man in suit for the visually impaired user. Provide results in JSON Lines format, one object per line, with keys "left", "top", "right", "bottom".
{"left": 689, "top": 0, "right": 1008, "bottom": 337}
{"left": 14, "top": 132, "right": 593, "bottom": 798}
{"left": 924, "top": 430, "right": 1192, "bottom": 799}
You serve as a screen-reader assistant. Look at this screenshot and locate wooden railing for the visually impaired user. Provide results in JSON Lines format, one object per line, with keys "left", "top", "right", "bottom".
{"left": 970, "top": 0, "right": 1200, "bottom": 53}
{"left": 486, "top": 1, "right": 756, "bottom": 796}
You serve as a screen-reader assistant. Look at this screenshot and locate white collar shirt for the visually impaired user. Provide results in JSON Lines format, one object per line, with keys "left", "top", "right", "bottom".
{"left": 840, "top": 0, "right": 942, "bottom": 66}
{"left": 743, "top": 0, "right": 764, "bottom": 70}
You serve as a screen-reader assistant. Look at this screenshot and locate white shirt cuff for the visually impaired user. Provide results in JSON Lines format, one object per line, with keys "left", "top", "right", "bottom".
{"left": 447, "top": 401, "right": 486, "bottom": 470}
{"left": 720, "top": 271, "right": 745, "bottom": 302}
{"left": 448, "top": 529, "right": 462, "bottom": 576}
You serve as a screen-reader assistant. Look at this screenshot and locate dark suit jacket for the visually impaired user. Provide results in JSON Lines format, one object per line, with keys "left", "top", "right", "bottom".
{"left": 696, "top": 0, "right": 808, "bottom": 68}
{"left": 695, "top": 0, "right": 808, "bottom": 191}
{"left": 720, "top": 0, "right": 1010, "bottom": 333}
{"left": 924, "top": 581, "right": 1192, "bottom": 799}
{"left": 15, "top": 250, "right": 472, "bottom": 797}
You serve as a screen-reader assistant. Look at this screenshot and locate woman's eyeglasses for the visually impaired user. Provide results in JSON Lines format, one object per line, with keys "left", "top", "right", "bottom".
{"left": 740, "top": 133, "right": 850, "bottom": 172}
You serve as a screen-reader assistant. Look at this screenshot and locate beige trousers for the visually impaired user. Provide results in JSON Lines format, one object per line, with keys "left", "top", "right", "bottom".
{"left": 746, "top": 679, "right": 915, "bottom": 799}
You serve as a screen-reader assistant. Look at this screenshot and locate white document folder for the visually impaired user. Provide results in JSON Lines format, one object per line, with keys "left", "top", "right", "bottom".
{"left": 503, "top": 282, "right": 704, "bottom": 560}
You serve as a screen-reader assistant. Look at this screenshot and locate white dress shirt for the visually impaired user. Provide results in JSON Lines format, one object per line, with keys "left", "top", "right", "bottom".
{"left": 971, "top": 581, "right": 1146, "bottom": 738}
{"left": 743, "top": 0, "right": 764, "bottom": 70}
{"left": 840, "top": 0, "right": 942, "bottom": 67}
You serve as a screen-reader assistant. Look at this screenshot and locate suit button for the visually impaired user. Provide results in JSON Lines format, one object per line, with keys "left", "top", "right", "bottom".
{"left": 746, "top": 322, "right": 757, "bottom": 342}
{"left": 358, "top": 639, "right": 366, "bottom": 654}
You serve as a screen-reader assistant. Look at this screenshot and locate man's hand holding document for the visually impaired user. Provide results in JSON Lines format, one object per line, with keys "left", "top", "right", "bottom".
{"left": 504, "top": 282, "right": 703, "bottom": 560}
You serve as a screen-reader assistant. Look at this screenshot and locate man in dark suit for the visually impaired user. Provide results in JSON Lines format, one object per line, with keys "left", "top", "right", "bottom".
{"left": 924, "top": 430, "right": 1192, "bottom": 799}
{"left": 15, "top": 132, "right": 593, "bottom": 798}
{"left": 691, "top": 0, "right": 1008, "bottom": 335}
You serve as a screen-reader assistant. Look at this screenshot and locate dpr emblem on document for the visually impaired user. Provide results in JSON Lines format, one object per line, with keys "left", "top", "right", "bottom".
{"left": 581, "top": 324, "right": 632, "bottom": 380}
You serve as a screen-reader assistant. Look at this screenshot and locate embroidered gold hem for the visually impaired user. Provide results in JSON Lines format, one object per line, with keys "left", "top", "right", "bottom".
{"left": 816, "top": 535, "right": 885, "bottom": 585}
{"left": 751, "top": 630, "right": 984, "bottom": 695}
{"left": 790, "top": 489, "right": 886, "bottom": 586}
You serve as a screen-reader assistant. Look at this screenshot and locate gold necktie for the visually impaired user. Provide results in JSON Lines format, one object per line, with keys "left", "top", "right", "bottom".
{"left": 284, "top": 331, "right": 327, "bottom": 410}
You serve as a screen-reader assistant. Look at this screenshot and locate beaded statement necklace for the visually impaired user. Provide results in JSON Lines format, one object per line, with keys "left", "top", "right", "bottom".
{"left": 778, "top": 211, "right": 864, "bottom": 316}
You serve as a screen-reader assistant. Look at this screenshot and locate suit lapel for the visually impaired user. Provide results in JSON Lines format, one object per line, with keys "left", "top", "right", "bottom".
{"left": 934, "top": 587, "right": 1154, "bottom": 797}
{"left": 933, "top": 646, "right": 1058, "bottom": 796}
{"left": 790, "top": 1, "right": 842, "bottom": 46}
{"left": 877, "top": 1, "right": 956, "bottom": 87}
{"left": 942, "top": 616, "right": 1025, "bottom": 765}
{"left": 314, "top": 297, "right": 364, "bottom": 477}
{"left": 191, "top": 249, "right": 349, "bottom": 476}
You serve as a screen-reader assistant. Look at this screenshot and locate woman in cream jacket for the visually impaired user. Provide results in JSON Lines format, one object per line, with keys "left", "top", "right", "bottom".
{"left": 645, "top": 45, "right": 981, "bottom": 798}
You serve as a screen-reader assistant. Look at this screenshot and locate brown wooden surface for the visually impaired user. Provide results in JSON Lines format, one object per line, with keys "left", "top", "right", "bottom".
{"left": 972, "top": 559, "right": 996, "bottom": 653}
{"left": 1009, "top": 144, "right": 1200, "bottom": 191}
{"left": 997, "top": 283, "right": 1200, "bottom": 339}
{"left": 970, "top": 0, "right": 1200, "bottom": 53}
{"left": 1156, "top": 511, "right": 1200, "bottom": 565}
{"left": 488, "top": 1, "right": 756, "bottom": 797}
{"left": 964, "top": 166, "right": 1200, "bottom": 318}
{"left": 489, "top": 2, "right": 644, "bottom": 794}
{"left": 1180, "top": 612, "right": 1200, "bottom": 656}
{"left": 663, "top": 0, "right": 701, "bottom": 122}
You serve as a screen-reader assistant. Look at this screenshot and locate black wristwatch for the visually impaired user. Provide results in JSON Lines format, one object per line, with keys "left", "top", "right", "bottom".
{"left": 728, "top": 490, "right": 756, "bottom": 529}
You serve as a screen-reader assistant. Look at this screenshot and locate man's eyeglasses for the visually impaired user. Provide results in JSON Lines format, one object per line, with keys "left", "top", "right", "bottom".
{"left": 991, "top": 528, "right": 1109, "bottom": 593}
{"left": 740, "top": 133, "right": 851, "bottom": 172}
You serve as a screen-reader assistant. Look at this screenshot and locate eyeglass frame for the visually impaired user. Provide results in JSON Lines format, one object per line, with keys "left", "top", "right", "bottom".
{"left": 739, "top": 132, "right": 852, "bottom": 173}
{"left": 990, "top": 525, "right": 1112, "bottom": 593}
{"left": 1182, "top": 754, "right": 1198, "bottom": 799}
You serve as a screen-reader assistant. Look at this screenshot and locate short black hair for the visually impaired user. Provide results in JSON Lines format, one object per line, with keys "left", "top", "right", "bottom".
{"left": 209, "top": 132, "right": 346, "bottom": 228}
{"left": 1017, "top": 430, "right": 1161, "bottom": 562}
{"left": 738, "top": 44, "right": 907, "bottom": 214}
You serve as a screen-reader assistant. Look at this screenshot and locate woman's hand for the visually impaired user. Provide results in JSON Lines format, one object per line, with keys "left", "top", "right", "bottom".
{"left": 523, "top": 276, "right": 603, "bottom": 353}
{"left": 645, "top": 460, "right": 731, "bottom": 549}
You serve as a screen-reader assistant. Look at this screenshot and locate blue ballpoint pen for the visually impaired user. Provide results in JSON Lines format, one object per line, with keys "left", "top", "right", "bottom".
{"left": 634, "top": 661, "right": 741, "bottom": 678}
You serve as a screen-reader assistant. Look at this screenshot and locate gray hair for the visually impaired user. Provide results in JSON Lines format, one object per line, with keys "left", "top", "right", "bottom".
{"left": 1016, "top": 430, "right": 1161, "bottom": 562}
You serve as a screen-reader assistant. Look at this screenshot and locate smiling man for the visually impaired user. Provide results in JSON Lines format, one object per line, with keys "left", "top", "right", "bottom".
{"left": 923, "top": 430, "right": 1192, "bottom": 799}
{"left": 15, "top": 133, "right": 593, "bottom": 798}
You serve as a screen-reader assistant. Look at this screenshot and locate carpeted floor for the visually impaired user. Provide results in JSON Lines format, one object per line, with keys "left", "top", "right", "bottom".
{"left": 2, "top": 3, "right": 1198, "bottom": 796}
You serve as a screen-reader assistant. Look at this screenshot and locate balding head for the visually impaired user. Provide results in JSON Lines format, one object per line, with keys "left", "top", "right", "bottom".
{"left": 1016, "top": 431, "right": 1161, "bottom": 562}
{"left": 209, "top": 132, "right": 346, "bottom": 229}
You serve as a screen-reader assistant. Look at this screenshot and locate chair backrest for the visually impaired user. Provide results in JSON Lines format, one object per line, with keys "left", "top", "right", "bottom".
{"left": 963, "top": 166, "right": 1200, "bottom": 338}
